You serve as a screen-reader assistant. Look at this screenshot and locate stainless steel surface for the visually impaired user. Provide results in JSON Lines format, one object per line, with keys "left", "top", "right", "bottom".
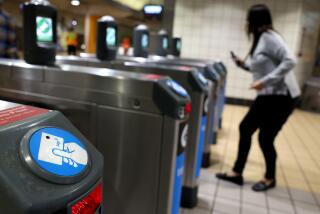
{"left": 57, "top": 55, "right": 222, "bottom": 157}
{"left": 146, "top": 57, "right": 223, "bottom": 143}
{"left": 55, "top": 56, "right": 206, "bottom": 190}
{"left": 203, "top": 81, "right": 214, "bottom": 154}
{"left": 104, "top": 62, "right": 206, "bottom": 188}
{"left": 97, "top": 106, "right": 166, "bottom": 214}
{"left": 184, "top": 92, "right": 203, "bottom": 187}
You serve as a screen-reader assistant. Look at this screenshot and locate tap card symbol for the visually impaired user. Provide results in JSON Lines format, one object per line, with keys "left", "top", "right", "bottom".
{"left": 28, "top": 127, "right": 89, "bottom": 177}
{"left": 38, "top": 132, "right": 64, "bottom": 165}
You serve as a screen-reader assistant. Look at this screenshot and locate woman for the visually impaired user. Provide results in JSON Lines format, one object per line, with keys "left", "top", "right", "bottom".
{"left": 216, "top": 4, "right": 301, "bottom": 191}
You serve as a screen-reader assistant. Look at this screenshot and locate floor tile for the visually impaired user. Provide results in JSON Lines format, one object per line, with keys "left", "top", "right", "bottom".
{"left": 211, "top": 211, "right": 226, "bottom": 214}
{"left": 267, "top": 196, "right": 295, "bottom": 213}
{"left": 241, "top": 203, "right": 268, "bottom": 214}
{"left": 242, "top": 189, "right": 267, "bottom": 207}
{"left": 197, "top": 193, "right": 214, "bottom": 210}
{"left": 200, "top": 169, "right": 217, "bottom": 183}
{"left": 213, "top": 197, "right": 240, "bottom": 214}
{"left": 216, "top": 183, "right": 241, "bottom": 201}
{"left": 269, "top": 209, "right": 292, "bottom": 214}
{"left": 267, "top": 186, "right": 291, "bottom": 199}
{"left": 290, "top": 189, "right": 318, "bottom": 205}
{"left": 183, "top": 207, "right": 211, "bottom": 214}
{"left": 199, "top": 182, "right": 217, "bottom": 197}
{"left": 294, "top": 201, "right": 320, "bottom": 214}
{"left": 315, "top": 193, "right": 320, "bottom": 204}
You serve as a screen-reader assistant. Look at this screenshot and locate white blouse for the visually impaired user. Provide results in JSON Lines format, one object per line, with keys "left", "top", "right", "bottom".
{"left": 243, "top": 30, "right": 301, "bottom": 98}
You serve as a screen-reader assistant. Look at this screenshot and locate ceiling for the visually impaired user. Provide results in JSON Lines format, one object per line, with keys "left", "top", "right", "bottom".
{"left": 8, "top": 0, "right": 162, "bottom": 29}
{"left": 112, "top": 0, "right": 164, "bottom": 11}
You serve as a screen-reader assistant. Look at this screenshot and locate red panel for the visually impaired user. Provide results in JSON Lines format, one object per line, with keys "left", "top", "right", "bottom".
{"left": 143, "top": 74, "right": 163, "bottom": 80}
{"left": 0, "top": 105, "right": 48, "bottom": 126}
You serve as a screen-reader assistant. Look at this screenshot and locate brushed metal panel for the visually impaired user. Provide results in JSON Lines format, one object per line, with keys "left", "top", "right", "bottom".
{"left": 97, "top": 105, "right": 163, "bottom": 214}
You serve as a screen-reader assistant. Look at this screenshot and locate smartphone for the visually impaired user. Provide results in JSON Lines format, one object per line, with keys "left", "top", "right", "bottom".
{"left": 230, "top": 51, "right": 237, "bottom": 59}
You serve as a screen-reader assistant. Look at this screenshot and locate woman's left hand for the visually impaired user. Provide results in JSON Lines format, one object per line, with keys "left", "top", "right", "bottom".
{"left": 250, "top": 80, "right": 265, "bottom": 90}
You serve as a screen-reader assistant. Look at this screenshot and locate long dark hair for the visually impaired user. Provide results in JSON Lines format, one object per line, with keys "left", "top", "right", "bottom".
{"left": 247, "top": 4, "right": 273, "bottom": 55}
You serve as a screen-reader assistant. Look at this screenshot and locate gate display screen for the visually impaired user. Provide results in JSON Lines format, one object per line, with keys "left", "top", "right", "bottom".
{"left": 162, "top": 37, "right": 168, "bottom": 49}
{"left": 176, "top": 40, "right": 181, "bottom": 51}
{"left": 106, "top": 27, "right": 116, "bottom": 48}
{"left": 141, "top": 34, "right": 149, "bottom": 49}
{"left": 36, "top": 16, "right": 53, "bottom": 42}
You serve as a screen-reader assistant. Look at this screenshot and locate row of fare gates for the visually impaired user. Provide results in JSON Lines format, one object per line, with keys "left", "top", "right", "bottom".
{"left": 0, "top": 1, "right": 227, "bottom": 214}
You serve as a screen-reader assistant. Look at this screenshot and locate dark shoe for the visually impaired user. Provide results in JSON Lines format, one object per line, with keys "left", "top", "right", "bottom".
{"left": 252, "top": 180, "right": 276, "bottom": 192}
{"left": 216, "top": 173, "right": 244, "bottom": 185}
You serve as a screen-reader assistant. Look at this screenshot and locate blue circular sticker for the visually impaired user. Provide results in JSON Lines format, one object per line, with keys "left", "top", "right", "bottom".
{"left": 167, "top": 80, "right": 188, "bottom": 97}
{"left": 28, "top": 127, "right": 89, "bottom": 177}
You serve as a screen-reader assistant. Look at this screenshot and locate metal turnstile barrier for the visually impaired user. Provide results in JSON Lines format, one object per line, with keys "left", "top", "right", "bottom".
{"left": 56, "top": 55, "right": 210, "bottom": 208}
{"left": 0, "top": 59, "right": 190, "bottom": 214}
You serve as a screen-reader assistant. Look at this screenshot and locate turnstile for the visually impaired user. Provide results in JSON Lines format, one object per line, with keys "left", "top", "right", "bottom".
{"left": 162, "top": 58, "right": 228, "bottom": 129}
{"left": 213, "top": 61, "right": 227, "bottom": 128}
{"left": 55, "top": 56, "right": 209, "bottom": 208}
{"left": 111, "top": 60, "right": 219, "bottom": 168}
{"left": 108, "top": 62, "right": 209, "bottom": 208}
{"left": 0, "top": 100, "right": 103, "bottom": 213}
{"left": 0, "top": 59, "right": 190, "bottom": 214}
{"left": 56, "top": 58, "right": 221, "bottom": 170}
{"left": 119, "top": 56, "right": 222, "bottom": 164}
{"left": 147, "top": 57, "right": 225, "bottom": 131}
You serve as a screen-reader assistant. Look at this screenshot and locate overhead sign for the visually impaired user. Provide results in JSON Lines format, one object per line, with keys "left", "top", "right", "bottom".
{"left": 143, "top": 4, "right": 164, "bottom": 19}
{"left": 143, "top": 4, "right": 163, "bottom": 15}
{"left": 28, "top": 127, "right": 89, "bottom": 177}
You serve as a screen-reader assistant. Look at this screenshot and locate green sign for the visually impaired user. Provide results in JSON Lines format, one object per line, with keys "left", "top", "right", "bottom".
{"left": 141, "top": 34, "right": 149, "bottom": 49}
{"left": 176, "top": 40, "right": 181, "bottom": 51}
{"left": 36, "top": 16, "right": 53, "bottom": 42}
{"left": 162, "top": 37, "right": 168, "bottom": 49}
{"left": 106, "top": 27, "right": 116, "bottom": 47}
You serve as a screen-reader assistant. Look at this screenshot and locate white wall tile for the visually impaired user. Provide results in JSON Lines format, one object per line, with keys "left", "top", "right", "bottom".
{"left": 172, "top": 0, "right": 318, "bottom": 100}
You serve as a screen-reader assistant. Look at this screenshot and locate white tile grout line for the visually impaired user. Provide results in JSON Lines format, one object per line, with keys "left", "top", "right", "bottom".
{"left": 281, "top": 122, "right": 318, "bottom": 212}
{"left": 300, "top": 111, "right": 320, "bottom": 134}
{"left": 286, "top": 113, "right": 320, "bottom": 207}
{"left": 276, "top": 153, "right": 298, "bottom": 214}
{"left": 294, "top": 112, "right": 320, "bottom": 169}
{"left": 213, "top": 106, "right": 246, "bottom": 214}
{"left": 240, "top": 184, "right": 244, "bottom": 214}
{"left": 211, "top": 105, "right": 240, "bottom": 214}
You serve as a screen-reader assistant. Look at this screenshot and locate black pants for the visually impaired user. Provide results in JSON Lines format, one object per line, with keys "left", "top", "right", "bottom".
{"left": 233, "top": 95, "right": 297, "bottom": 179}
{"left": 67, "top": 45, "right": 76, "bottom": 55}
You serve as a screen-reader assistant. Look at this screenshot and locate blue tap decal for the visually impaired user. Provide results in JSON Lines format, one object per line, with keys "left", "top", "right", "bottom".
{"left": 172, "top": 153, "right": 185, "bottom": 214}
{"left": 29, "top": 127, "right": 89, "bottom": 177}
{"left": 195, "top": 116, "right": 207, "bottom": 178}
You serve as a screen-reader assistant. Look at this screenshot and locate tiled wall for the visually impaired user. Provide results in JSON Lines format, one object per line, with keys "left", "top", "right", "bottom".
{"left": 295, "top": 0, "right": 320, "bottom": 83}
{"left": 173, "top": 0, "right": 315, "bottom": 100}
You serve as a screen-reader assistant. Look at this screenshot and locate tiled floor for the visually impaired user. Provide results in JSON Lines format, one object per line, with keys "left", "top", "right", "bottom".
{"left": 181, "top": 104, "right": 320, "bottom": 214}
